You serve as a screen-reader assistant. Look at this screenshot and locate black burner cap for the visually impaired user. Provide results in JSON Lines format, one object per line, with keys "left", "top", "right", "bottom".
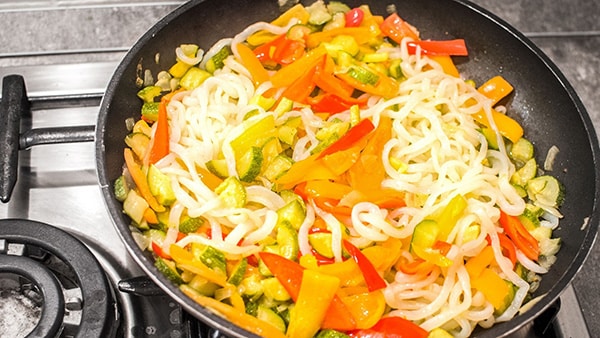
{"left": 0, "top": 219, "right": 117, "bottom": 338}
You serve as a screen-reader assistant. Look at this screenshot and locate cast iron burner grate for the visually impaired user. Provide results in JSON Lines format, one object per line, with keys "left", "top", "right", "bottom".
{"left": 0, "top": 219, "right": 120, "bottom": 338}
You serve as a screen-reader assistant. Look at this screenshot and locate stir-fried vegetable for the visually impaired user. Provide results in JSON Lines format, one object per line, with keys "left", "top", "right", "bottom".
{"left": 117, "top": 1, "right": 566, "bottom": 337}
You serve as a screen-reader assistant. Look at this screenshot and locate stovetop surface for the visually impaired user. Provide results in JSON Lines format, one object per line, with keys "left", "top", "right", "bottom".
{"left": 0, "top": 0, "right": 598, "bottom": 337}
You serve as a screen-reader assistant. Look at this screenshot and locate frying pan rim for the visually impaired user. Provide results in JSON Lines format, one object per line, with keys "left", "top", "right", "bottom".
{"left": 95, "top": 0, "right": 600, "bottom": 337}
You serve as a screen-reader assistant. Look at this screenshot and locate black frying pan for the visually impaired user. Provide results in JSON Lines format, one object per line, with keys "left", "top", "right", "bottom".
{"left": 94, "top": 0, "right": 600, "bottom": 337}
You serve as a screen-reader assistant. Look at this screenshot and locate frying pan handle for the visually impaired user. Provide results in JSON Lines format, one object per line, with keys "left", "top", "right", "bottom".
{"left": 0, "top": 75, "right": 28, "bottom": 203}
{"left": 0, "top": 75, "right": 96, "bottom": 203}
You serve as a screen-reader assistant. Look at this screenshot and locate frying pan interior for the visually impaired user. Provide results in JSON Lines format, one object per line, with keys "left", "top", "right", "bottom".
{"left": 96, "top": 0, "right": 600, "bottom": 337}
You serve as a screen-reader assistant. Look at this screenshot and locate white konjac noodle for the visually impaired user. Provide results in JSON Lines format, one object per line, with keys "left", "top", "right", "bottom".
{"left": 152, "top": 26, "right": 546, "bottom": 336}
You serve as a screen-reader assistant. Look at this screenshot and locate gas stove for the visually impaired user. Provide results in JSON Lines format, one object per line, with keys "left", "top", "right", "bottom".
{"left": 0, "top": 1, "right": 595, "bottom": 338}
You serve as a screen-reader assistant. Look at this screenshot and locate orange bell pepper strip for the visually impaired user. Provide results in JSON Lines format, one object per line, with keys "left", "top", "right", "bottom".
{"left": 486, "top": 233, "right": 517, "bottom": 268}
{"left": 259, "top": 252, "right": 357, "bottom": 331}
{"left": 429, "top": 55, "right": 460, "bottom": 77}
{"left": 396, "top": 257, "right": 435, "bottom": 275}
{"left": 347, "top": 116, "right": 391, "bottom": 191}
{"left": 123, "top": 148, "right": 165, "bottom": 212}
{"left": 180, "top": 285, "right": 286, "bottom": 338}
{"left": 271, "top": 45, "right": 327, "bottom": 88}
{"left": 280, "top": 56, "right": 320, "bottom": 103}
{"left": 499, "top": 210, "right": 539, "bottom": 261}
{"left": 275, "top": 154, "right": 337, "bottom": 188}
{"left": 236, "top": 43, "right": 269, "bottom": 86}
{"left": 340, "top": 289, "right": 386, "bottom": 330}
{"left": 336, "top": 71, "right": 399, "bottom": 99}
{"left": 478, "top": 75, "right": 514, "bottom": 106}
{"left": 197, "top": 166, "right": 223, "bottom": 191}
{"left": 321, "top": 141, "right": 366, "bottom": 175}
{"left": 471, "top": 108, "right": 523, "bottom": 144}
{"left": 465, "top": 245, "right": 495, "bottom": 279}
{"left": 314, "top": 55, "right": 355, "bottom": 98}
{"left": 148, "top": 99, "right": 170, "bottom": 164}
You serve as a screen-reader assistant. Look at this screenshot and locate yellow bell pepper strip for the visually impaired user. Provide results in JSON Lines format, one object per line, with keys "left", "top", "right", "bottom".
{"left": 180, "top": 285, "right": 286, "bottom": 338}
{"left": 410, "top": 220, "right": 453, "bottom": 267}
{"left": 465, "top": 245, "right": 495, "bottom": 279}
{"left": 477, "top": 75, "right": 514, "bottom": 105}
{"left": 340, "top": 289, "right": 386, "bottom": 329}
{"left": 246, "top": 3, "right": 310, "bottom": 46}
{"left": 499, "top": 210, "right": 540, "bottom": 261}
{"left": 406, "top": 39, "right": 468, "bottom": 56}
{"left": 286, "top": 269, "right": 341, "bottom": 338}
{"left": 258, "top": 252, "right": 357, "bottom": 331}
{"left": 271, "top": 45, "right": 327, "bottom": 88}
{"left": 429, "top": 55, "right": 460, "bottom": 77}
{"left": 236, "top": 43, "right": 269, "bottom": 86}
{"left": 361, "top": 238, "right": 403, "bottom": 273}
{"left": 298, "top": 180, "right": 353, "bottom": 201}
{"left": 471, "top": 108, "right": 523, "bottom": 144}
{"left": 379, "top": 13, "right": 420, "bottom": 43}
{"left": 470, "top": 268, "right": 513, "bottom": 312}
{"left": 169, "top": 244, "right": 230, "bottom": 287}
{"left": 147, "top": 99, "right": 170, "bottom": 165}
{"left": 343, "top": 240, "right": 386, "bottom": 292}
{"left": 309, "top": 253, "right": 364, "bottom": 287}
{"left": 348, "top": 316, "right": 428, "bottom": 338}
{"left": 434, "top": 194, "right": 468, "bottom": 241}
{"left": 317, "top": 118, "right": 375, "bottom": 159}
{"left": 306, "top": 27, "right": 376, "bottom": 49}
{"left": 123, "top": 148, "right": 165, "bottom": 213}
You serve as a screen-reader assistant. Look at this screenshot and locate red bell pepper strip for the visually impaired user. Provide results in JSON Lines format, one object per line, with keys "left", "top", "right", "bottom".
{"left": 148, "top": 99, "right": 170, "bottom": 164}
{"left": 406, "top": 39, "right": 468, "bottom": 56}
{"left": 317, "top": 118, "right": 375, "bottom": 159}
{"left": 380, "top": 13, "right": 420, "bottom": 43}
{"left": 152, "top": 241, "right": 172, "bottom": 260}
{"left": 258, "top": 252, "right": 357, "bottom": 330}
{"left": 253, "top": 33, "right": 306, "bottom": 66}
{"left": 486, "top": 233, "right": 517, "bottom": 268}
{"left": 499, "top": 210, "right": 539, "bottom": 261}
{"left": 348, "top": 316, "right": 428, "bottom": 338}
{"left": 345, "top": 8, "right": 365, "bottom": 27}
{"left": 342, "top": 240, "right": 386, "bottom": 292}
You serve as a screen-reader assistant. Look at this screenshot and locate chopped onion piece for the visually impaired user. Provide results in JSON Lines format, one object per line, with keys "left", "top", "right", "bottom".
{"left": 544, "top": 145, "right": 560, "bottom": 171}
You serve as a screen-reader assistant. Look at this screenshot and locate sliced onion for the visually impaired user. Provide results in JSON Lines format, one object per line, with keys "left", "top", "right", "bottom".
{"left": 544, "top": 145, "right": 560, "bottom": 171}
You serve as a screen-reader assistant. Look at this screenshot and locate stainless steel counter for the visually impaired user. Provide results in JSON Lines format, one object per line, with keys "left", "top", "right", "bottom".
{"left": 0, "top": 0, "right": 598, "bottom": 336}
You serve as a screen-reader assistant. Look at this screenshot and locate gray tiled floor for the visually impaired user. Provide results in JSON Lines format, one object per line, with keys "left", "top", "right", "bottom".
{"left": 0, "top": 0, "right": 599, "bottom": 336}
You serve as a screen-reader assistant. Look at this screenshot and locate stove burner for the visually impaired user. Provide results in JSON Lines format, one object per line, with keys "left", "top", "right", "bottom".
{"left": 0, "top": 219, "right": 119, "bottom": 337}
